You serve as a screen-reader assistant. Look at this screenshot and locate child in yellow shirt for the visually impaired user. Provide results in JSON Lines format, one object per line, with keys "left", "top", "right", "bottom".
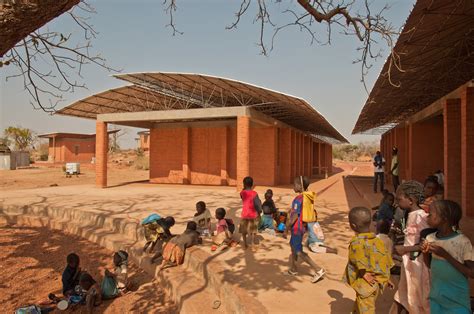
{"left": 344, "top": 207, "right": 394, "bottom": 313}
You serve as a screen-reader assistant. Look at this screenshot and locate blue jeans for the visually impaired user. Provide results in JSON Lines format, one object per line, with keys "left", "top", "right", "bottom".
{"left": 374, "top": 172, "right": 384, "bottom": 192}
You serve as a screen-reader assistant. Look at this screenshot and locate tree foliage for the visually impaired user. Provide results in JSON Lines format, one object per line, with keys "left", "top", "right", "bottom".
{"left": 333, "top": 141, "right": 378, "bottom": 161}
{"left": 3, "top": 126, "right": 37, "bottom": 151}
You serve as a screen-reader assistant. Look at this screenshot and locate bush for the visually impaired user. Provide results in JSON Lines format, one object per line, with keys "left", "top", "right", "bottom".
{"left": 135, "top": 155, "right": 149, "bottom": 170}
{"left": 333, "top": 141, "right": 379, "bottom": 161}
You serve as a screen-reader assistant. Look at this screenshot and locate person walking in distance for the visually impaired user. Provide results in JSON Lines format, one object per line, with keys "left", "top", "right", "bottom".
{"left": 391, "top": 147, "right": 400, "bottom": 192}
{"left": 373, "top": 151, "right": 386, "bottom": 193}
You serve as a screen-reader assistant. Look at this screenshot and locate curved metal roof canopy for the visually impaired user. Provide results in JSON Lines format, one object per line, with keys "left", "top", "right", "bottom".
{"left": 353, "top": 0, "right": 474, "bottom": 134}
{"left": 56, "top": 72, "right": 347, "bottom": 143}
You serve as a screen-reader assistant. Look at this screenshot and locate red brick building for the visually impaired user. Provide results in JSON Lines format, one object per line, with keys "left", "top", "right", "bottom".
{"left": 353, "top": 0, "right": 474, "bottom": 216}
{"left": 38, "top": 131, "right": 119, "bottom": 163}
{"left": 57, "top": 73, "right": 346, "bottom": 187}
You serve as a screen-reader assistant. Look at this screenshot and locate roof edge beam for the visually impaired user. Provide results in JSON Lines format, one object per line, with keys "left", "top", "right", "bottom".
{"left": 97, "top": 106, "right": 251, "bottom": 123}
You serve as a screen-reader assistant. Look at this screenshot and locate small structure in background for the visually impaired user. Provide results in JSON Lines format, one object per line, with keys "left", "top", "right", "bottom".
{"left": 38, "top": 130, "right": 119, "bottom": 164}
{"left": 137, "top": 130, "right": 150, "bottom": 152}
{"left": 0, "top": 141, "right": 30, "bottom": 170}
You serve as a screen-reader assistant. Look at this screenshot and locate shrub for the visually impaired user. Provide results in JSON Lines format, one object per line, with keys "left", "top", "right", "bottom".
{"left": 135, "top": 155, "right": 149, "bottom": 170}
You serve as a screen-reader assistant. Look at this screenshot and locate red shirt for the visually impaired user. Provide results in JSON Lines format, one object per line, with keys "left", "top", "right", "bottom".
{"left": 240, "top": 189, "right": 259, "bottom": 219}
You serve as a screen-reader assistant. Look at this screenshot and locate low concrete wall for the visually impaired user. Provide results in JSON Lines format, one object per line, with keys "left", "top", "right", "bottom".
{"left": 0, "top": 202, "right": 265, "bottom": 313}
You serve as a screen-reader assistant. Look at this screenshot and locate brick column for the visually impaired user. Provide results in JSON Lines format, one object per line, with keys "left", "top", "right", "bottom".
{"left": 328, "top": 144, "right": 333, "bottom": 174}
{"left": 291, "top": 130, "right": 296, "bottom": 180}
{"left": 461, "top": 87, "right": 474, "bottom": 216}
{"left": 317, "top": 142, "right": 321, "bottom": 175}
{"left": 279, "top": 128, "right": 291, "bottom": 184}
{"left": 182, "top": 128, "right": 191, "bottom": 184}
{"left": 407, "top": 123, "right": 413, "bottom": 179}
{"left": 309, "top": 140, "right": 314, "bottom": 177}
{"left": 394, "top": 127, "right": 407, "bottom": 180}
{"left": 220, "top": 127, "right": 228, "bottom": 185}
{"left": 237, "top": 116, "right": 250, "bottom": 188}
{"left": 95, "top": 121, "right": 108, "bottom": 188}
{"left": 299, "top": 133, "right": 304, "bottom": 176}
{"left": 444, "top": 99, "right": 461, "bottom": 204}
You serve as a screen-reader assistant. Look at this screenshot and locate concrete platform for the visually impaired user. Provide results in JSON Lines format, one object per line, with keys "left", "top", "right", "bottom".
{"left": 0, "top": 166, "right": 396, "bottom": 313}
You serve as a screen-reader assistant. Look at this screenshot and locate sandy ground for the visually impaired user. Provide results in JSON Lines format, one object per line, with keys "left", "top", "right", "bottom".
{"left": 0, "top": 165, "right": 149, "bottom": 191}
{"left": 0, "top": 226, "right": 176, "bottom": 313}
{"left": 0, "top": 160, "right": 405, "bottom": 313}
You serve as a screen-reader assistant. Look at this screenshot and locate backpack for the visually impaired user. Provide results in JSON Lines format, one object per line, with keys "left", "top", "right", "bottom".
{"left": 101, "top": 275, "right": 119, "bottom": 299}
{"left": 225, "top": 219, "right": 235, "bottom": 233}
{"left": 302, "top": 191, "right": 317, "bottom": 223}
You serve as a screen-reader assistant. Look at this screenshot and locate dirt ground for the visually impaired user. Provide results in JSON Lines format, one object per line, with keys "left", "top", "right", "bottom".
{"left": 0, "top": 226, "right": 176, "bottom": 313}
{"left": 0, "top": 165, "right": 149, "bottom": 191}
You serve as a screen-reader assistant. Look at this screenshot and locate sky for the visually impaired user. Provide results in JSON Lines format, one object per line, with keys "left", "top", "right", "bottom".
{"left": 0, "top": 0, "right": 416, "bottom": 149}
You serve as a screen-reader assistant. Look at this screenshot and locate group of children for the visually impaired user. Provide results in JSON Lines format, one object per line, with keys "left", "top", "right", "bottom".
{"left": 36, "top": 171, "right": 474, "bottom": 314}
{"left": 348, "top": 175, "right": 474, "bottom": 314}
{"left": 138, "top": 175, "right": 335, "bottom": 284}
{"left": 42, "top": 250, "right": 130, "bottom": 313}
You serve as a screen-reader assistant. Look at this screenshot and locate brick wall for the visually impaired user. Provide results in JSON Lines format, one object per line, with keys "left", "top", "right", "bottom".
{"left": 444, "top": 99, "right": 462, "bottom": 205}
{"left": 149, "top": 128, "right": 184, "bottom": 184}
{"left": 410, "top": 115, "right": 444, "bottom": 183}
{"left": 461, "top": 87, "right": 474, "bottom": 216}
{"left": 249, "top": 125, "right": 277, "bottom": 186}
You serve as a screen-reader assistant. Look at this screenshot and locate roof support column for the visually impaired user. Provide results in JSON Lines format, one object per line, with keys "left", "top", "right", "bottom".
{"left": 220, "top": 127, "right": 228, "bottom": 186}
{"left": 182, "top": 128, "right": 191, "bottom": 184}
{"left": 95, "top": 121, "right": 108, "bottom": 188}
{"left": 236, "top": 116, "right": 250, "bottom": 189}
{"left": 461, "top": 87, "right": 474, "bottom": 217}
{"left": 279, "top": 128, "right": 292, "bottom": 185}
{"left": 317, "top": 142, "right": 321, "bottom": 176}
{"left": 443, "top": 98, "right": 462, "bottom": 205}
{"left": 52, "top": 136, "right": 56, "bottom": 163}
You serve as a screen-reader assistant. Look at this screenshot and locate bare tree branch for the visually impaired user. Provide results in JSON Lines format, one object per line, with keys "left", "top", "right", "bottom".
{"left": 2, "top": 1, "right": 120, "bottom": 113}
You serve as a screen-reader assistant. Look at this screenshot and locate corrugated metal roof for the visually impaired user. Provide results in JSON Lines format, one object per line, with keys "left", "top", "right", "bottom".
{"left": 353, "top": 0, "right": 474, "bottom": 134}
{"left": 56, "top": 72, "right": 347, "bottom": 143}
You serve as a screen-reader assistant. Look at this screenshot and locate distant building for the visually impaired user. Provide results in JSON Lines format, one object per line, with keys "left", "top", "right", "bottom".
{"left": 38, "top": 130, "right": 119, "bottom": 163}
{"left": 137, "top": 130, "right": 150, "bottom": 151}
{"left": 57, "top": 72, "right": 347, "bottom": 187}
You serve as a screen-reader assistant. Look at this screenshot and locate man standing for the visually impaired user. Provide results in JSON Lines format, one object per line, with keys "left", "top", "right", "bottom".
{"left": 391, "top": 147, "right": 400, "bottom": 192}
{"left": 373, "top": 151, "right": 385, "bottom": 193}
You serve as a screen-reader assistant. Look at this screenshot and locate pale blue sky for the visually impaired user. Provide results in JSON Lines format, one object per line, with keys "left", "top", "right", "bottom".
{"left": 0, "top": 0, "right": 415, "bottom": 148}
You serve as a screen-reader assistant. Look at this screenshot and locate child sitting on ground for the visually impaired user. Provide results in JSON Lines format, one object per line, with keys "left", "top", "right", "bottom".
{"left": 259, "top": 203, "right": 276, "bottom": 234}
{"left": 212, "top": 207, "right": 237, "bottom": 251}
{"left": 375, "top": 192, "right": 395, "bottom": 232}
{"left": 102, "top": 250, "right": 129, "bottom": 299}
{"left": 307, "top": 220, "right": 338, "bottom": 254}
{"left": 239, "top": 176, "right": 262, "bottom": 250}
{"left": 193, "top": 201, "right": 212, "bottom": 237}
{"left": 79, "top": 272, "right": 102, "bottom": 314}
{"left": 62, "top": 253, "right": 81, "bottom": 297}
{"left": 344, "top": 207, "right": 393, "bottom": 313}
{"left": 159, "top": 221, "right": 202, "bottom": 270}
{"left": 420, "top": 176, "right": 442, "bottom": 213}
{"left": 287, "top": 176, "right": 325, "bottom": 283}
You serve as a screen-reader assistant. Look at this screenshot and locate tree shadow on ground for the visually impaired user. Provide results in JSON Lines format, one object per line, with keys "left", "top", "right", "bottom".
{"left": 0, "top": 226, "right": 177, "bottom": 313}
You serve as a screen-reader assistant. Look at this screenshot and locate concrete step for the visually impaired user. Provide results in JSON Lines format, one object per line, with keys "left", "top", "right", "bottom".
{"left": 1, "top": 203, "right": 265, "bottom": 313}
{"left": 1, "top": 213, "right": 224, "bottom": 313}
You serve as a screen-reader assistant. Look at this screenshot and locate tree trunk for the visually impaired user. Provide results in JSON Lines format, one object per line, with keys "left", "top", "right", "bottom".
{"left": 0, "top": 0, "right": 79, "bottom": 56}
